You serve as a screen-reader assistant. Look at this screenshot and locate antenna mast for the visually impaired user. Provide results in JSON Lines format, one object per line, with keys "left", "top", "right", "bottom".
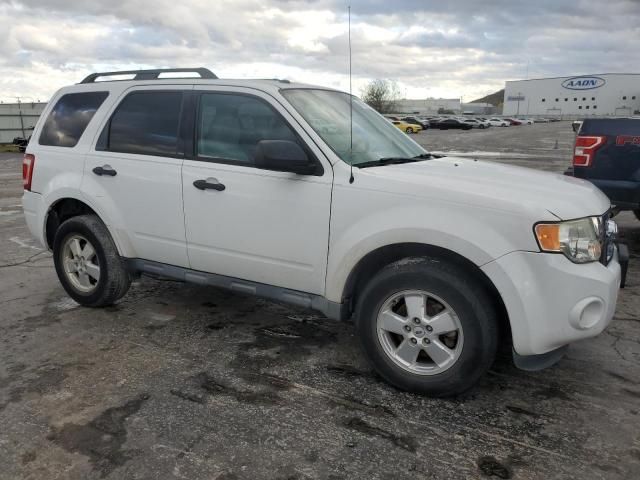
{"left": 348, "top": 5, "right": 354, "bottom": 184}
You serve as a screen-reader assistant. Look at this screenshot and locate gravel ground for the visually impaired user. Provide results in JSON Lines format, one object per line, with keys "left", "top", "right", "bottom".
{"left": 1, "top": 122, "right": 639, "bottom": 480}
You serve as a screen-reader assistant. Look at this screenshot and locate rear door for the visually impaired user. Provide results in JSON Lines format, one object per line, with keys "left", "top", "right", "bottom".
{"left": 181, "top": 87, "right": 333, "bottom": 295}
{"left": 82, "top": 86, "right": 190, "bottom": 267}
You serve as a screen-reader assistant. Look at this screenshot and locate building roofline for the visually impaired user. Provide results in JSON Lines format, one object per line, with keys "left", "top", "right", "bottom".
{"left": 506, "top": 73, "right": 640, "bottom": 83}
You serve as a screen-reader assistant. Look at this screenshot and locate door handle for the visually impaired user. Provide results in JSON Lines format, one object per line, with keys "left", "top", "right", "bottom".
{"left": 193, "top": 178, "right": 225, "bottom": 191}
{"left": 93, "top": 165, "right": 117, "bottom": 177}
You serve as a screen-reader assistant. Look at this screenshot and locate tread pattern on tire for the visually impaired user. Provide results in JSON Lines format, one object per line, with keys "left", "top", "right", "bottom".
{"left": 355, "top": 256, "right": 499, "bottom": 397}
{"left": 53, "top": 214, "right": 131, "bottom": 307}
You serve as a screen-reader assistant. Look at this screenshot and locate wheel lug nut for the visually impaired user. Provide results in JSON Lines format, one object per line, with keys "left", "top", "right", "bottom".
{"left": 423, "top": 338, "right": 431, "bottom": 345}
{"left": 413, "top": 318, "right": 421, "bottom": 324}
{"left": 404, "top": 325, "right": 411, "bottom": 332}
{"left": 410, "top": 338, "right": 417, "bottom": 344}
{"left": 426, "top": 325, "right": 433, "bottom": 332}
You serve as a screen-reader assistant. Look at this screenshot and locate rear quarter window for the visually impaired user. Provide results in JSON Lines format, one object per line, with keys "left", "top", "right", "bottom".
{"left": 39, "top": 92, "right": 108, "bottom": 147}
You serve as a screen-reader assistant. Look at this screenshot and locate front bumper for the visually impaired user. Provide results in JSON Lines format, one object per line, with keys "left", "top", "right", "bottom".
{"left": 482, "top": 248, "right": 621, "bottom": 357}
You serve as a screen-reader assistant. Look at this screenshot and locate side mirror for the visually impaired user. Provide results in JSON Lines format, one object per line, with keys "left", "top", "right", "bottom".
{"left": 255, "top": 140, "right": 317, "bottom": 175}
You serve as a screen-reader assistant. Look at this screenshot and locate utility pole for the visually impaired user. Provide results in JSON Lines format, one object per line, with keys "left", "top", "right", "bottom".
{"left": 15, "top": 97, "right": 25, "bottom": 138}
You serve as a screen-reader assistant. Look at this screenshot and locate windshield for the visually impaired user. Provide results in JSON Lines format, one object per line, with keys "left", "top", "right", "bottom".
{"left": 281, "top": 88, "right": 427, "bottom": 166}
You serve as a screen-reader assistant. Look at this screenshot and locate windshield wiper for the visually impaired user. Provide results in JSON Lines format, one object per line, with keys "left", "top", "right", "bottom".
{"left": 356, "top": 153, "right": 435, "bottom": 169}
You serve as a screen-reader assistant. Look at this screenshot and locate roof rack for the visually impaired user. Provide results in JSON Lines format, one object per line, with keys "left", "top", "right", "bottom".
{"left": 80, "top": 67, "right": 217, "bottom": 84}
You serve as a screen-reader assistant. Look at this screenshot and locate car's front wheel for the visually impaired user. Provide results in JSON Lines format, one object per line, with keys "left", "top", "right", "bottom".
{"left": 355, "top": 257, "right": 498, "bottom": 396}
{"left": 53, "top": 214, "right": 131, "bottom": 307}
{"left": 405, "top": 127, "right": 414, "bottom": 134}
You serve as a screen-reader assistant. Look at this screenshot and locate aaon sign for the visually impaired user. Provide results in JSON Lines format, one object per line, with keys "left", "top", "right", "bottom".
{"left": 561, "top": 76, "right": 606, "bottom": 90}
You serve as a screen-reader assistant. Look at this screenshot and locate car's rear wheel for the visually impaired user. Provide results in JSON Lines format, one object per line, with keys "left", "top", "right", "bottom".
{"left": 405, "top": 127, "right": 413, "bottom": 134}
{"left": 53, "top": 214, "right": 131, "bottom": 307}
{"left": 355, "top": 257, "right": 498, "bottom": 396}
{"left": 634, "top": 210, "right": 640, "bottom": 222}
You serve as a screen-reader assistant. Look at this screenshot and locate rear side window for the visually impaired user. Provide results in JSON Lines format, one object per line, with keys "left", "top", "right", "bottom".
{"left": 106, "top": 91, "right": 183, "bottom": 156}
{"left": 39, "top": 92, "right": 108, "bottom": 147}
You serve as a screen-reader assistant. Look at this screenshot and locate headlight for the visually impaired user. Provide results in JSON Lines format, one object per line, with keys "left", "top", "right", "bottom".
{"left": 535, "top": 217, "right": 602, "bottom": 263}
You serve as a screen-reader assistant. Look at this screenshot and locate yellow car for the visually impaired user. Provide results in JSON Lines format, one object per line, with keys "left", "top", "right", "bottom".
{"left": 392, "top": 120, "right": 422, "bottom": 134}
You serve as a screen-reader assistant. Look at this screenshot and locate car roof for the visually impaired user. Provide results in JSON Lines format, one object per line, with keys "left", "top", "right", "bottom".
{"left": 55, "top": 77, "right": 345, "bottom": 98}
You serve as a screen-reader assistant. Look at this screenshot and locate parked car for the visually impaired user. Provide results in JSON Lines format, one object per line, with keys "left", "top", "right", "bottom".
{"left": 393, "top": 120, "right": 422, "bottom": 134}
{"left": 533, "top": 118, "right": 550, "bottom": 123}
{"left": 518, "top": 118, "right": 534, "bottom": 125}
{"left": 402, "top": 116, "right": 429, "bottom": 130}
{"left": 462, "top": 118, "right": 491, "bottom": 129}
{"left": 461, "top": 119, "right": 486, "bottom": 129}
{"left": 565, "top": 117, "right": 640, "bottom": 228}
{"left": 432, "top": 118, "right": 473, "bottom": 130}
{"left": 22, "top": 67, "right": 624, "bottom": 396}
{"left": 504, "top": 118, "right": 523, "bottom": 126}
{"left": 12, "top": 136, "right": 30, "bottom": 153}
{"left": 488, "top": 118, "right": 510, "bottom": 127}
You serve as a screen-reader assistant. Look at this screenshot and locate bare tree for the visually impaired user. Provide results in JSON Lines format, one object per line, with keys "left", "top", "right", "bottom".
{"left": 360, "top": 79, "right": 401, "bottom": 113}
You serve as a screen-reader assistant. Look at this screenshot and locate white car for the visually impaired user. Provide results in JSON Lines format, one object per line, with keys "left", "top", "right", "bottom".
{"left": 488, "top": 118, "right": 510, "bottom": 127}
{"left": 518, "top": 118, "right": 534, "bottom": 125}
{"left": 461, "top": 119, "right": 488, "bottom": 129}
{"left": 22, "top": 68, "right": 623, "bottom": 396}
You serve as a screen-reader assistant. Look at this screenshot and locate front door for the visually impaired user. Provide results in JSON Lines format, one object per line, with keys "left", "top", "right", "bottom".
{"left": 181, "top": 88, "right": 333, "bottom": 295}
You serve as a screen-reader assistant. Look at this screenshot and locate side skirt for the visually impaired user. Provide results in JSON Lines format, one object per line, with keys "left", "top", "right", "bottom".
{"left": 125, "top": 258, "right": 345, "bottom": 321}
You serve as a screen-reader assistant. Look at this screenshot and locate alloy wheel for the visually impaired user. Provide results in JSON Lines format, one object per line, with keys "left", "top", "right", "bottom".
{"left": 376, "top": 289, "right": 464, "bottom": 375}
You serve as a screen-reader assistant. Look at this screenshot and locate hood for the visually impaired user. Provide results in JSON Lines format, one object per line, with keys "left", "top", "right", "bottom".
{"left": 358, "top": 156, "right": 611, "bottom": 220}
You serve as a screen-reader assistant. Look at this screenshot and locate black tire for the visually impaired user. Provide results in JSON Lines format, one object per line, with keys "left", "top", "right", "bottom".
{"left": 405, "top": 127, "right": 413, "bottom": 134}
{"left": 355, "top": 257, "right": 498, "bottom": 397}
{"left": 634, "top": 210, "right": 640, "bottom": 221}
{"left": 53, "top": 214, "right": 131, "bottom": 307}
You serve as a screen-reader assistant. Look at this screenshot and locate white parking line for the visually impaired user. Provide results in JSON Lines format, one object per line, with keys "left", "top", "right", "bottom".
{"left": 9, "top": 236, "right": 41, "bottom": 250}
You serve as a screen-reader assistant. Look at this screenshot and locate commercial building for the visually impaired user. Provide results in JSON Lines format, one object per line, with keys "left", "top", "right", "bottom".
{"left": 394, "top": 98, "right": 461, "bottom": 115}
{"left": 503, "top": 73, "right": 640, "bottom": 117}
{"left": 461, "top": 102, "right": 496, "bottom": 115}
{"left": 0, "top": 102, "right": 47, "bottom": 143}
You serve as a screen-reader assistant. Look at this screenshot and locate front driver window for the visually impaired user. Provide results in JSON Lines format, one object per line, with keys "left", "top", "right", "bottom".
{"left": 197, "top": 93, "right": 298, "bottom": 166}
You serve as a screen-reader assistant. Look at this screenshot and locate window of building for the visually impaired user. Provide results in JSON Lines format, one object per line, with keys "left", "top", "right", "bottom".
{"left": 564, "top": 98, "right": 568, "bottom": 102}
{"left": 633, "top": 96, "right": 637, "bottom": 100}
{"left": 586, "top": 106, "right": 590, "bottom": 109}
{"left": 591, "top": 97, "right": 595, "bottom": 101}
{"left": 573, "top": 98, "right": 577, "bottom": 102}
{"left": 541, "top": 98, "right": 546, "bottom": 102}
{"left": 579, "top": 106, "right": 582, "bottom": 109}
{"left": 593, "top": 105, "right": 597, "bottom": 109}
{"left": 106, "top": 91, "right": 183, "bottom": 157}
{"left": 582, "top": 97, "right": 586, "bottom": 101}
{"left": 623, "top": 96, "right": 627, "bottom": 100}
{"left": 555, "top": 98, "right": 559, "bottom": 102}
{"left": 39, "top": 92, "right": 108, "bottom": 147}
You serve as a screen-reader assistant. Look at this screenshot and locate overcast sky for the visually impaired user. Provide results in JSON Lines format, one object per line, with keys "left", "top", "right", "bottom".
{"left": 1, "top": 0, "right": 639, "bottom": 103}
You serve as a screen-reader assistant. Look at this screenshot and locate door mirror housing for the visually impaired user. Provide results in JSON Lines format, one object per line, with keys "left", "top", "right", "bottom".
{"left": 255, "top": 140, "right": 317, "bottom": 175}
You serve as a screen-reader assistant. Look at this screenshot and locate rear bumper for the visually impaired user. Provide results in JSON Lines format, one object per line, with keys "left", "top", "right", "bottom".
{"left": 22, "top": 190, "right": 46, "bottom": 248}
{"left": 564, "top": 167, "right": 640, "bottom": 210}
{"left": 482, "top": 249, "right": 621, "bottom": 357}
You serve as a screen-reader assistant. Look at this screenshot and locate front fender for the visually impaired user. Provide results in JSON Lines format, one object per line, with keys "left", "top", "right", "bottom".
{"left": 325, "top": 201, "right": 538, "bottom": 303}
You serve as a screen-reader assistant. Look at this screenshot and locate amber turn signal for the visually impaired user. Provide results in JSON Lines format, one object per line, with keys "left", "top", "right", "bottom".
{"left": 535, "top": 224, "right": 561, "bottom": 251}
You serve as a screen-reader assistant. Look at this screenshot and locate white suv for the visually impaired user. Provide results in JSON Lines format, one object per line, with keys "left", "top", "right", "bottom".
{"left": 22, "top": 68, "right": 624, "bottom": 396}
